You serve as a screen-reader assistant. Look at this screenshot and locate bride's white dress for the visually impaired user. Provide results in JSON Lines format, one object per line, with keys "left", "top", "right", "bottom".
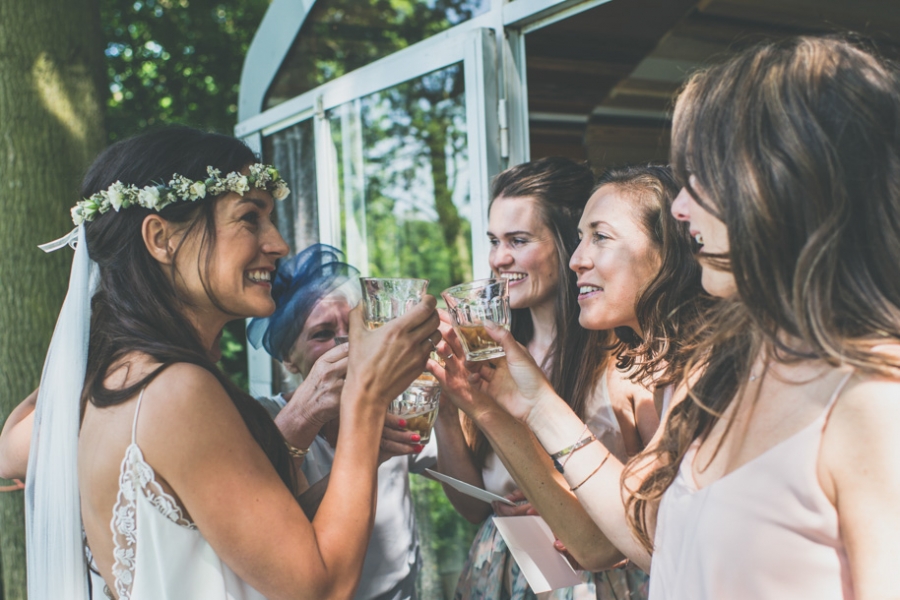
{"left": 104, "top": 388, "right": 267, "bottom": 600}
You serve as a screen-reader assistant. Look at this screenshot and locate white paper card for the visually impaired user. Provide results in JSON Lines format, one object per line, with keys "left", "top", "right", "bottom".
{"left": 424, "top": 469, "right": 516, "bottom": 506}
{"left": 492, "top": 516, "right": 584, "bottom": 594}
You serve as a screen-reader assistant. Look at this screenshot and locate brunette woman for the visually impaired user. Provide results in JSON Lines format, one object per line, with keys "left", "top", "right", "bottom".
{"left": 433, "top": 158, "right": 657, "bottom": 599}
{"left": 435, "top": 163, "right": 706, "bottom": 597}
{"left": 28, "top": 126, "right": 440, "bottom": 600}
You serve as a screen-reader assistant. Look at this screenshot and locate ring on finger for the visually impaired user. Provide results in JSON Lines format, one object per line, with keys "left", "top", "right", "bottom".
{"left": 425, "top": 333, "right": 439, "bottom": 352}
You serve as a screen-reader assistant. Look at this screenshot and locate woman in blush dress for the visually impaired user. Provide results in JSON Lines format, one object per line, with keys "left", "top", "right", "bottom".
{"left": 469, "top": 36, "right": 900, "bottom": 599}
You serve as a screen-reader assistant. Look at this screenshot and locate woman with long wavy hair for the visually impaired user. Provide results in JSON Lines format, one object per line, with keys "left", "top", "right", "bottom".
{"left": 470, "top": 36, "right": 900, "bottom": 598}
{"left": 433, "top": 159, "right": 705, "bottom": 599}
{"left": 435, "top": 163, "right": 706, "bottom": 596}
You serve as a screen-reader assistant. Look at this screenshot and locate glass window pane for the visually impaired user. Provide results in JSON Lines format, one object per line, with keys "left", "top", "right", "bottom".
{"left": 265, "top": 0, "right": 490, "bottom": 109}
{"left": 264, "top": 119, "right": 319, "bottom": 254}
{"left": 329, "top": 62, "right": 472, "bottom": 295}
{"left": 329, "top": 61, "right": 482, "bottom": 590}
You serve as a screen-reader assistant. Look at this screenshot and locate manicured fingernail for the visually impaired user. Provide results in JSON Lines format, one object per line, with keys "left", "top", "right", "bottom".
{"left": 410, "top": 433, "right": 421, "bottom": 442}
{"left": 414, "top": 444, "right": 424, "bottom": 453}
{"left": 398, "top": 419, "right": 407, "bottom": 428}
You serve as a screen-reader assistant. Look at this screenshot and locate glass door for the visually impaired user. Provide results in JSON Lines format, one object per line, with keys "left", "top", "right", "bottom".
{"left": 257, "top": 28, "right": 501, "bottom": 598}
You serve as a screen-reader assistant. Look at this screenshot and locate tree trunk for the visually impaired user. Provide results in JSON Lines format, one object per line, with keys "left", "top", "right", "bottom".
{"left": 426, "top": 120, "right": 472, "bottom": 286}
{"left": 0, "top": 0, "right": 106, "bottom": 596}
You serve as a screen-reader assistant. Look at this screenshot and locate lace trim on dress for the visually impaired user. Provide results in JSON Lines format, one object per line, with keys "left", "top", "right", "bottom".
{"left": 110, "top": 443, "right": 196, "bottom": 600}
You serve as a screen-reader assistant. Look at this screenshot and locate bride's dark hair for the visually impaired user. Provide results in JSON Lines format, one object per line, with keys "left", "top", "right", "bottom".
{"left": 81, "top": 125, "right": 295, "bottom": 493}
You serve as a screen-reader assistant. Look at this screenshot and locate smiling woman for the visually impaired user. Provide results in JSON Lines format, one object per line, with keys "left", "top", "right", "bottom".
{"left": 433, "top": 157, "right": 657, "bottom": 599}
{"left": 26, "top": 125, "right": 441, "bottom": 600}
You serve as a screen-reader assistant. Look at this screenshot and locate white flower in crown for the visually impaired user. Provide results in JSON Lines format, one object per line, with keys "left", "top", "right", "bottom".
{"left": 169, "top": 174, "right": 194, "bottom": 198}
{"left": 224, "top": 172, "right": 250, "bottom": 195}
{"left": 189, "top": 181, "right": 206, "bottom": 200}
{"left": 272, "top": 182, "right": 290, "bottom": 201}
{"left": 68, "top": 163, "right": 289, "bottom": 224}
{"left": 248, "top": 163, "right": 269, "bottom": 186}
{"left": 106, "top": 181, "right": 127, "bottom": 212}
{"left": 138, "top": 186, "right": 161, "bottom": 210}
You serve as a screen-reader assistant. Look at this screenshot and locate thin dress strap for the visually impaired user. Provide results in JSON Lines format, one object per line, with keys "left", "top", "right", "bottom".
{"left": 822, "top": 369, "right": 854, "bottom": 425}
{"left": 111, "top": 387, "right": 195, "bottom": 600}
{"left": 131, "top": 388, "right": 146, "bottom": 445}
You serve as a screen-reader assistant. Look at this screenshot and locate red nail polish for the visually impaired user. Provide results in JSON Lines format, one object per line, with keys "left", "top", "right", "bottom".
{"left": 414, "top": 444, "right": 424, "bottom": 453}
{"left": 410, "top": 434, "right": 421, "bottom": 442}
{"left": 398, "top": 419, "right": 407, "bottom": 428}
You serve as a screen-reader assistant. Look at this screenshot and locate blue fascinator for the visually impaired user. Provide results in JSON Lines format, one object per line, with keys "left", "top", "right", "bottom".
{"left": 247, "top": 244, "right": 360, "bottom": 361}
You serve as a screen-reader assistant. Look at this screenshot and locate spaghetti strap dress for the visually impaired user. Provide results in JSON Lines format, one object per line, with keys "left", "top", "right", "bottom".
{"left": 106, "top": 388, "right": 268, "bottom": 600}
{"left": 650, "top": 371, "right": 855, "bottom": 599}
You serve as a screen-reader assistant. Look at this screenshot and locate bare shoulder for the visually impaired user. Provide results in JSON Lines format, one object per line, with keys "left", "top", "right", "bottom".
{"left": 820, "top": 369, "right": 900, "bottom": 500}
{"left": 132, "top": 363, "right": 247, "bottom": 457}
{"left": 605, "top": 364, "right": 639, "bottom": 403}
{"left": 830, "top": 372, "right": 900, "bottom": 425}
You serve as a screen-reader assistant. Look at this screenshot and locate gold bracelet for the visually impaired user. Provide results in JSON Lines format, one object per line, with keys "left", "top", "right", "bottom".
{"left": 569, "top": 449, "right": 611, "bottom": 492}
{"left": 285, "top": 440, "right": 309, "bottom": 459}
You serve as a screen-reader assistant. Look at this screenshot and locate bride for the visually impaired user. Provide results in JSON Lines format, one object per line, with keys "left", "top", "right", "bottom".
{"left": 29, "top": 125, "right": 440, "bottom": 599}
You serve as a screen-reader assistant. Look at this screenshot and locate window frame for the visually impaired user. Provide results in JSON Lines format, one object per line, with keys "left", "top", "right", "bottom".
{"left": 236, "top": 0, "right": 609, "bottom": 394}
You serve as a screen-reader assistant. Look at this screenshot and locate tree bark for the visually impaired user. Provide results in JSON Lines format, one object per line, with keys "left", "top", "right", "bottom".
{"left": 426, "top": 120, "right": 472, "bottom": 286}
{"left": 0, "top": 0, "right": 106, "bottom": 596}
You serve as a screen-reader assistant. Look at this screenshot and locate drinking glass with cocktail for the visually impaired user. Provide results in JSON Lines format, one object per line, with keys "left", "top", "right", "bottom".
{"left": 359, "top": 277, "right": 441, "bottom": 443}
{"left": 441, "top": 278, "right": 511, "bottom": 362}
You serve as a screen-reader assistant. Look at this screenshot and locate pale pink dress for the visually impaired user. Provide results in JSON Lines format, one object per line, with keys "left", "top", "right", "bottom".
{"left": 649, "top": 372, "right": 855, "bottom": 599}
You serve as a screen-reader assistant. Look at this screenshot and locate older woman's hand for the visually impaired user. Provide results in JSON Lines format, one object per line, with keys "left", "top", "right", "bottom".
{"left": 284, "top": 343, "right": 348, "bottom": 428}
{"left": 378, "top": 412, "right": 425, "bottom": 463}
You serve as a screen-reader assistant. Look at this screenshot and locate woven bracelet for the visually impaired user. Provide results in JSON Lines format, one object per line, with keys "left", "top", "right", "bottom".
{"left": 550, "top": 433, "right": 597, "bottom": 474}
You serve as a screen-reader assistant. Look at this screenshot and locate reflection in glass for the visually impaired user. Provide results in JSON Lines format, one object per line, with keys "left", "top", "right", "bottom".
{"left": 264, "top": 119, "right": 319, "bottom": 254}
{"left": 265, "top": 0, "right": 490, "bottom": 108}
{"left": 262, "top": 120, "right": 320, "bottom": 397}
{"left": 329, "top": 62, "right": 472, "bottom": 296}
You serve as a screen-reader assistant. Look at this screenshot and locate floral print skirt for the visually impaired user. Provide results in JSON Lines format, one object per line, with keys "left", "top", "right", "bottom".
{"left": 454, "top": 516, "right": 649, "bottom": 600}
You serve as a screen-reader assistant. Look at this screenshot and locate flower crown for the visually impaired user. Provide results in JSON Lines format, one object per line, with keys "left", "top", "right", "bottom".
{"left": 71, "top": 163, "right": 290, "bottom": 225}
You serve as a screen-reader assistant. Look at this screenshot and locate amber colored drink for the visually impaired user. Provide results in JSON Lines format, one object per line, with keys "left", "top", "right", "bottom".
{"left": 403, "top": 405, "right": 439, "bottom": 444}
{"left": 390, "top": 374, "right": 440, "bottom": 443}
{"left": 455, "top": 323, "right": 507, "bottom": 361}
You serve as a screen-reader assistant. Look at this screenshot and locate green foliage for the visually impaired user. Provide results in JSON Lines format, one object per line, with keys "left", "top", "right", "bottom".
{"left": 411, "top": 475, "right": 480, "bottom": 560}
{"left": 101, "top": 0, "right": 270, "bottom": 140}
{"left": 218, "top": 319, "right": 249, "bottom": 391}
{"left": 266, "top": 0, "right": 488, "bottom": 102}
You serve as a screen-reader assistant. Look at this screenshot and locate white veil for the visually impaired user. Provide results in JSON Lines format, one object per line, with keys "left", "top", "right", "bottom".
{"left": 26, "top": 224, "right": 98, "bottom": 600}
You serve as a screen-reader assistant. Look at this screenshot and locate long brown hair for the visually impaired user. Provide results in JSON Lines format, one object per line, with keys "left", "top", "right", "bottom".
{"left": 81, "top": 126, "right": 296, "bottom": 494}
{"left": 466, "top": 157, "right": 608, "bottom": 469}
{"left": 625, "top": 36, "right": 900, "bottom": 551}
{"left": 593, "top": 165, "right": 711, "bottom": 389}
